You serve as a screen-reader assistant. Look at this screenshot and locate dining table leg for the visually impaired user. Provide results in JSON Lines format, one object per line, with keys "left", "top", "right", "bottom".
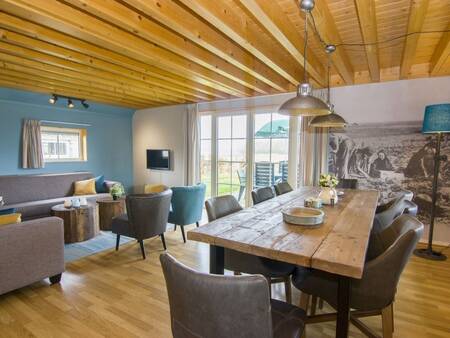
{"left": 336, "top": 276, "right": 351, "bottom": 338}
{"left": 209, "top": 245, "right": 224, "bottom": 274}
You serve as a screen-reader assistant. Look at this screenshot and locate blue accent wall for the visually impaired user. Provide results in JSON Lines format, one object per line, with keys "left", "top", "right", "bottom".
{"left": 0, "top": 88, "right": 134, "bottom": 189}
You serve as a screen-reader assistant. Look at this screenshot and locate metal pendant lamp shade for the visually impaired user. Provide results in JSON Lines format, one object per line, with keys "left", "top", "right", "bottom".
{"left": 279, "top": 83, "right": 330, "bottom": 116}
{"left": 310, "top": 109, "right": 347, "bottom": 127}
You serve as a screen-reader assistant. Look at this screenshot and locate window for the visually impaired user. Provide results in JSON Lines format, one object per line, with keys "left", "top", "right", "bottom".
{"left": 253, "top": 113, "right": 289, "bottom": 189}
{"left": 41, "top": 126, "right": 87, "bottom": 162}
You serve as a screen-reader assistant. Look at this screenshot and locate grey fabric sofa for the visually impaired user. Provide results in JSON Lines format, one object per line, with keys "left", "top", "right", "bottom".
{"left": 0, "top": 172, "right": 116, "bottom": 220}
{"left": 0, "top": 217, "right": 65, "bottom": 295}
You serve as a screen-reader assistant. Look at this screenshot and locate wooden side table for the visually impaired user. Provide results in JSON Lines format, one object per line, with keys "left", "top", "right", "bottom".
{"left": 51, "top": 204, "right": 97, "bottom": 243}
{"left": 97, "top": 198, "right": 126, "bottom": 231}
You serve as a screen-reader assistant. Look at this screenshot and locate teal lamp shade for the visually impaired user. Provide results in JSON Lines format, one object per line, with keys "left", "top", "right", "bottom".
{"left": 422, "top": 104, "right": 450, "bottom": 134}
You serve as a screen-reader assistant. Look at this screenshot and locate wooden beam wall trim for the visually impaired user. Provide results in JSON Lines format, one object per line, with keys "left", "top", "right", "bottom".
{"left": 177, "top": 0, "right": 326, "bottom": 86}
{"left": 123, "top": 0, "right": 290, "bottom": 92}
{"left": 63, "top": 0, "right": 274, "bottom": 95}
{"left": 354, "top": 0, "right": 380, "bottom": 82}
{"left": 0, "top": 28, "right": 200, "bottom": 103}
{"left": 430, "top": 23, "right": 450, "bottom": 76}
{"left": 238, "top": 0, "right": 327, "bottom": 86}
{"left": 400, "top": 0, "right": 430, "bottom": 79}
{"left": 0, "top": 12, "right": 227, "bottom": 100}
{"left": 0, "top": 79, "right": 146, "bottom": 109}
{"left": 0, "top": 41, "right": 184, "bottom": 105}
{"left": 307, "top": 0, "right": 354, "bottom": 84}
{"left": 0, "top": 0, "right": 252, "bottom": 97}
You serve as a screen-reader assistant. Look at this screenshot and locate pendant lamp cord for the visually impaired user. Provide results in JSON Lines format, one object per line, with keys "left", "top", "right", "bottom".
{"left": 327, "top": 52, "right": 331, "bottom": 104}
{"left": 303, "top": 12, "right": 308, "bottom": 83}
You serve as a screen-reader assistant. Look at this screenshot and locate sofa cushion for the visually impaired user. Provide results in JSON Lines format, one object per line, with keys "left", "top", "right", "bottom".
{"left": 95, "top": 175, "right": 107, "bottom": 193}
{"left": 74, "top": 178, "right": 96, "bottom": 195}
{"left": 0, "top": 172, "right": 94, "bottom": 204}
{"left": 0, "top": 208, "right": 16, "bottom": 215}
{"left": 0, "top": 213, "right": 21, "bottom": 226}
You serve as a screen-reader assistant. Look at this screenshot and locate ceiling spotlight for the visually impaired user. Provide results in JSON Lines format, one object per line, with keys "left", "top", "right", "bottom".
{"left": 67, "top": 99, "right": 74, "bottom": 108}
{"left": 49, "top": 94, "right": 57, "bottom": 104}
{"left": 81, "top": 100, "right": 89, "bottom": 109}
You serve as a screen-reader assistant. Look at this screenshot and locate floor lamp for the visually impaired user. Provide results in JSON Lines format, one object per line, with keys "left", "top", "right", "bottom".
{"left": 414, "top": 103, "right": 450, "bottom": 261}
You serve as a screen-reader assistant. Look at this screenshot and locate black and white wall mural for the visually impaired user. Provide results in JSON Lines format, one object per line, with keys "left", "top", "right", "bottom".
{"left": 329, "top": 121, "right": 450, "bottom": 243}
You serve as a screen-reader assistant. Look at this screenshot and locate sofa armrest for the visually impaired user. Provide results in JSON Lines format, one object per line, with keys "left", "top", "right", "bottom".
{"left": 0, "top": 217, "right": 65, "bottom": 295}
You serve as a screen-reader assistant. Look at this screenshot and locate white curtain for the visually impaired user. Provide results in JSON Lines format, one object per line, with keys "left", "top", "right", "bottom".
{"left": 186, "top": 103, "right": 200, "bottom": 185}
{"left": 22, "top": 119, "right": 44, "bottom": 169}
{"left": 298, "top": 116, "right": 328, "bottom": 186}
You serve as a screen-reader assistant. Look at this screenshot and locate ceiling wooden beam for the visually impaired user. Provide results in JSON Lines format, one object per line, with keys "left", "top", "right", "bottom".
{"left": 238, "top": 0, "right": 327, "bottom": 86}
{"left": 0, "top": 12, "right": 226, "bottom": 100}
{"left": 0, "top": 0, "right": 252, "bottom": 97}
{"left": 177, "top": 0, "right": 326, "bottom": 86}
{"left": 354, "top": 0, "right": 380, "bottom": 82}
{"left": 123, "top": 0, "right": 291, "bottom": 92}
{"left": 63, "top": 0, "right": 275, "bottom": 95}
{"left": 400, "top": 0, "right": 430, "bottom": 79}
{"left": 307, "top": 0, "right": 354, "bottom": 84}
{"left": 430, "top": 23, "right": 450, "bottom": 76}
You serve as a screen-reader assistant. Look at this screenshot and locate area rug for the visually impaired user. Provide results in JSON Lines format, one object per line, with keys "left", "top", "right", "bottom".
{"left": 64, "top": 231, "right": 133, "bottom": 263}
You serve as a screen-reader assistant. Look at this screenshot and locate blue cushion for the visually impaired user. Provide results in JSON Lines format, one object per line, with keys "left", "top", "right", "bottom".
{"left": 95, "top": 175, "right": 106, "bottom": 193}
{"left": 0, "top": 208, "right": 16, "bottom": 215}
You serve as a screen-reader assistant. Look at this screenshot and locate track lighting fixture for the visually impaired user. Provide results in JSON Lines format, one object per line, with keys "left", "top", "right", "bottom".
{"left": 48, "top": 94, "right": 89, "bottom": 109}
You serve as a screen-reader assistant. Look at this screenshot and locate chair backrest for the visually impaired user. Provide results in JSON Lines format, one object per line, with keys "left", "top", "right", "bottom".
{"left": 372, "top": 194, "right": 407, "bottom": 233}
{"left": 144, "top": 184, "right": 168, "bottom": 194}
{"left": 353, "top": 215, "right": 423, "bottom": 310}
{"left": 169, "top": 184, "right": 206, "bottom": 225}
{"left": 279, "top": 161, "right": 289, "bottom": 182}
{"left": 205, "top": 195, "right": 243, "bottom": 222}
{"left": 237, "top": 167, "right": 246, "bottom": 185}
{"left": 336, "top": 178, "right": 358, "bottom": 189}
{"left": 251, "top": 186, "right": 275, "bottom": 204}
{"left": 125, "top": 189, "right": 172, "bottom": 239}
{"left": 254, "top": 162, "right": 275, "bottom": 187}
{"left": 274, "top": 182, "right": 293, "bottom": 196}
{"left": 160, "top": 253, "right": 273, "bottom": 338}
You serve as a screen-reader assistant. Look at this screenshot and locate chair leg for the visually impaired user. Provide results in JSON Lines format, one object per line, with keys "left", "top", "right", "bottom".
{"left": 310, "top": 295, "right": 318, "bottom": 316}
{"left": 318, "top": 298, "right": 324, "bottom": 309}
{"left": 381, "top": 304, "right": 393, "bottom": 338}
{"left": 139, "top": 240, "right": 146, "bottom": 260}
{"left": 299, "top": 292, "right": 310, "bottom": 312}
{"left": 160, "top": 234, "right": 167, "bottom": 251}
{"left": 115, "top": 234, "right": 120, "bottom": 251}
{"left": 174, "top": 224, "right": 177, "bottom": 231}
{"left": 49, "top": 273, "right": 62, "bottom": 284}
{"left": 266, "top": 277, "right": 272, "bottom": 298}
{"left": 284, "top": 276, "right": 292, "bottom": 304}
{"left": 196, "top": 221, "right": 199, "bottom": 227}
{"left": 233, "top": 271, "right": 242, "bottom": 275}
{"left": 180, "top": 225, "right": 186, "bottom": 243}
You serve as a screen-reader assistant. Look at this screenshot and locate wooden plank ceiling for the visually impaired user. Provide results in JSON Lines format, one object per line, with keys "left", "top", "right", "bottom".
{"left": 0, "top": 0, "right": 449, "bottom": 109}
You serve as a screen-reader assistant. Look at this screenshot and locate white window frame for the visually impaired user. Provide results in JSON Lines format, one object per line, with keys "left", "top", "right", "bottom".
{"left": 41, "top": 126, "right": 87, "bottom": 162}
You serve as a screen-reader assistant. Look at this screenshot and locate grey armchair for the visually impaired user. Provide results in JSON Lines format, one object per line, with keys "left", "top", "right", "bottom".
{"left": 252, "top": 186, "right": 275, "bottom": 204}
{"left": 373, "top": 194, "right": 408, "bottom": 233}
{"left": 160, "top": 253, "right": 306, "bottom": 338}
{"left": 274, "top": 182, "right": 293, "bottom": 196}
{"left": 293, "top": 215, "right": 423, "bottom": 338}
{"left": 112, "top": 190, "right": 172, "bottom": 259}
{"left": 205, "top": 195, "right": 295, "bottom": 303}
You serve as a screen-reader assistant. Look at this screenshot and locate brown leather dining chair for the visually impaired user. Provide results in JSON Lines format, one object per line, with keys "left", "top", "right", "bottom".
{"left": 292, "top": 215, "right": 423, "bottom": 338}
{"left": 112, "top": 190, "right": 172, "bottom": 259}
{"left": 251, "top": 186, "right": 275, "bottom": 204}
{"left": 160, "top": 252, "right": 306, "bottom": 338}
{"left": 205, "top": 195, "right": 295, "bottom": 303}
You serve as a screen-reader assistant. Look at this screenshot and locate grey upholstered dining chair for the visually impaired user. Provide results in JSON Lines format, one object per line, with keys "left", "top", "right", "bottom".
{"left": 274, "top": 182, "right": 293, "bottom": 196}
{"left": 112, "top": 189, "right": 172, "bottom": 259}
{"left": 292, "top": 215, "right": 423, "bottom": 338}
{"left": 160, "top": 253, "right": 306, "bottom": 338}
{"left": 336, "top": 178, "right": 358, "bottom": 189}
{"left": 373, "top": 194, "right": 409, "bottom": 233}
{"left": 252, "top": 186, "right": 275, "bottom": 204}
{"left": 205, "top": 195, "right": 295, "bottom": 303}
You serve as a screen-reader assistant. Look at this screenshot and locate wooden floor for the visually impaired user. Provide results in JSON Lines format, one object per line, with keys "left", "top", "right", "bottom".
{"left": 1, "top": 225, "right": 449, "bottom": 338}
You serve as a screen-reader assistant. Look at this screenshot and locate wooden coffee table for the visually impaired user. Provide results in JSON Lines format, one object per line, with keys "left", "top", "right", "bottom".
{"left": 97, "top": 198, "right": 126, "bottom": 230}
{"left": 51, "top": 204, "right": 97, "bottom": 243}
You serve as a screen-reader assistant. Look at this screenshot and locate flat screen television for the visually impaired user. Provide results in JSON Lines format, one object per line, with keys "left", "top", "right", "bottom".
{"left": 147, "top": 149, "right": 171, "bottom": 170}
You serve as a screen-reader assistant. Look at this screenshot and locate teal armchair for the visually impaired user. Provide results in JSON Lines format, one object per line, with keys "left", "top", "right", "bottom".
{"left": 168, "top": 183, "right": 206, "bottom": 243}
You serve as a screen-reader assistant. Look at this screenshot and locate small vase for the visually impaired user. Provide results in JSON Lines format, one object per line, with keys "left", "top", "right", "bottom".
{"left": 319, "top": 187, "right": 338, "bottom": 205}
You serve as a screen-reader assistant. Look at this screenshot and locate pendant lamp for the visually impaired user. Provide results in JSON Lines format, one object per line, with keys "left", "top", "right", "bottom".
{"left": 278, "top": 0, "right": 330, "bottom": 117}
{"left": 310, "top": 45, "right": 347, "bottom": 127}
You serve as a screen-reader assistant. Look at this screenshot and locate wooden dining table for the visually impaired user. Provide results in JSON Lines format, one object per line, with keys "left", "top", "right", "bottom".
{"left": 187, "top": 187, "right": 379, "bottom": 338}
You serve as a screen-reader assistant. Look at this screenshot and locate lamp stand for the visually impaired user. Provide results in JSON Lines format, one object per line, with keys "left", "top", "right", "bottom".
{"left": 414, "top": 132, "right": 447, "bottom": 261}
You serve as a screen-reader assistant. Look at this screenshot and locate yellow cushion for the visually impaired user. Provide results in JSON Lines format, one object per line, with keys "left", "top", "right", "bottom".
{"left": 73, "top": 178, "right": 96, "bottom": 195}
{"left": 144, "top": 184, "right": 168, "bottom": 193}
{"left": 0, "top": 213, "right": 22, "bottom": 226}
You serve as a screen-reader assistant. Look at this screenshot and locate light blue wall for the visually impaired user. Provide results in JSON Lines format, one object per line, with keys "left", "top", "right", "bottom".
{"left": 0, "top": 87, "right": 135, "bottom": 189}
